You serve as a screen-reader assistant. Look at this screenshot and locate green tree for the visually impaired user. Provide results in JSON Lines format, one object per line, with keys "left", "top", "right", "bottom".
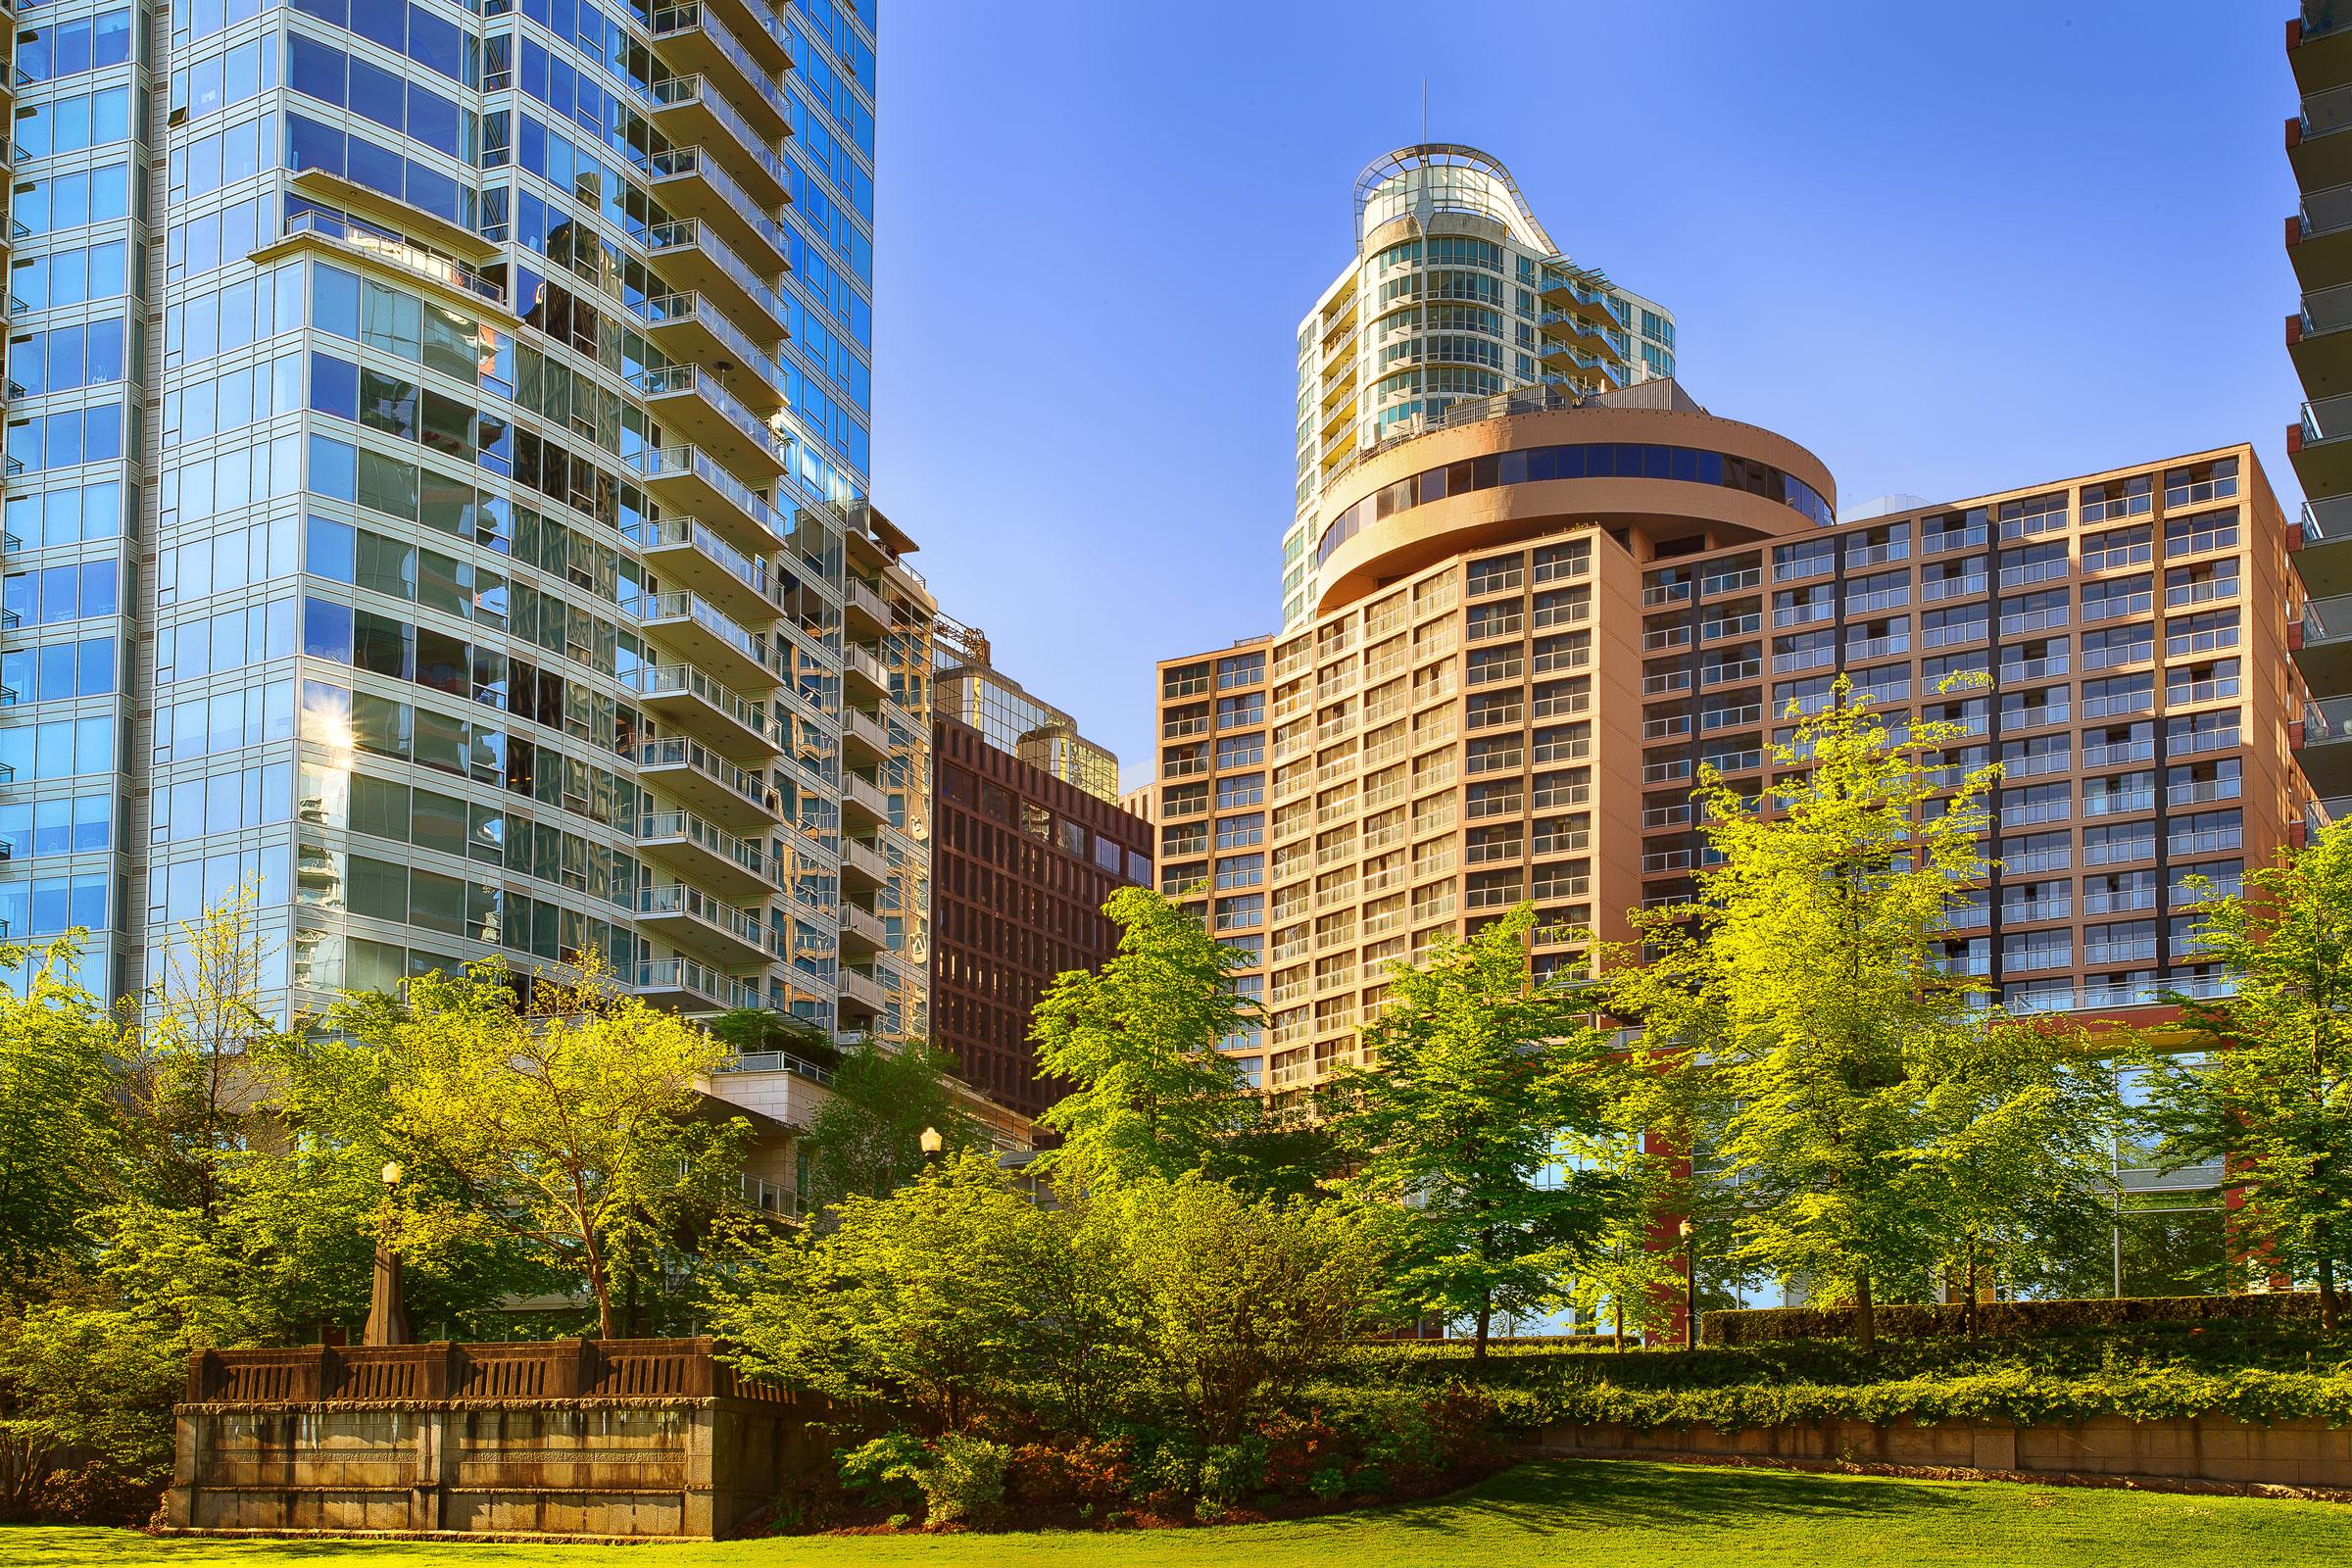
{"left": 2140, "top": 820, "right": 2352, "bottom": 1331}
{"left": 0, "top": 941, "right": 122, "bottom": 1297}
{"left": 1559, "top": 1136, "right": 1684, "bottom": 1348}
{"left": 1109, "top": 1174, "right": 1383, "bottom": 1440}
{"left": 1602, "top": 679, "right": 1999, "bottom": 1349}
{"left": 1906, "top": 1016, "right": 2122, "bottom": 1330}
{"left": 333, "top": 962, "right": 752, "bottom": 1338}
{"left": 1030, "top": 887, "right": 1257, "bottom": 1186}
{"left": 710, "top": 1152, "right": 1086, "bottom": 1433}
{"left": 802, "top": 1039, "right": 977, "bottom": 1206}
{"left": 1335, "top": 905, "right": 1629, "bottom": 1361}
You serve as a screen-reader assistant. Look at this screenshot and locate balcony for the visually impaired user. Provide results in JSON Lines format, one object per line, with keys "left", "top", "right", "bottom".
{"left": 646, "top": 75, "right": 791, "bottom": 205}
{"left": 839, "top": 835, "right": 889, "bottom": 890}
{"left": 634, "top": 289, "right": 787, "bottom": 413}
{"left": 633, "top": 955, "right": 761, "bottom": 1013}
{"left": 2295, "top": 3, "right": 2352, "bottom": 93}
{"left": 640, "top": 589, "right": 773, "bottom": 690}
{"left": 639, "top": 880, "right": 770, "bottom": 965}
{"left": 2297, "top": 590, "right": 2352, "bottom": 693}
{"left": 841, "top": 770, "right": 891, "bottom": 829}
{"left": 645, "top": 146, "right": 791, "bottom": 275}
{"left": 836, "top": 966, "right": 890, "bottom": 1022}
{"left": 2294, "top": 179, "right": 2352, "bottom": 295}
{"left": 631, "top": 662, "right": 786, "bottom": 760}
{"left": 842, "top": 576, "right": 896, "bottom": 638}
{"left": 843, "top": 643, "right": 890, "bottom": 703}
{"left": 838, "top": 900, "right": 889, "bottom": 956}
{"left": 2300, "top": 693, "right": 2352, "bottom": 797}
{"left": 650, "top": 5, "right": 793, "bottom": 138}
{"left": 627, "top": 516, "right": 779, "bottom": 625}
{"left": 2290, "top": 81, "right": 2352, "bottom": 193}
{"left": 2294, "top": 279, "right": 2352, "bottom": 399}
{"left": 638, "top": 808, "right": 778, "bottom": 898}
{"left": 635, "top": 366, "right": 792, "bottom": 480}
{"left": 633, "top": 444, "right": 788, "bottom": 556}
{"left": 644, "top": 218, "right": 786, "bottom": 338}
{"left": 840, "top": 704, "right": 894, "bottom": 764}
{"left": 637, "top": 735, "right": 783, "bottom": 827}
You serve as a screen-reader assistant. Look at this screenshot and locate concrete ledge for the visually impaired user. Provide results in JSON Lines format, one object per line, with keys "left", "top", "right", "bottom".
{"left": 1537, "top": 1412, "right": 2352, "bottom": 1492}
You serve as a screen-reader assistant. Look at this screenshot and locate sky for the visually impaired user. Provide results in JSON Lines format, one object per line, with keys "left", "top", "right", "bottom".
{"left": 867, "top": 1, "right": 2306, "bottom": 789}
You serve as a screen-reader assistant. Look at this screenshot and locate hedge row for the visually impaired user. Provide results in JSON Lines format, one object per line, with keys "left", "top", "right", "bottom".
{"left": 1478, "top": 1362, "right": 2352, "bottom": 1433}
{"left": 1699, "top": 1293, "right": 2321, "bottom": 1347}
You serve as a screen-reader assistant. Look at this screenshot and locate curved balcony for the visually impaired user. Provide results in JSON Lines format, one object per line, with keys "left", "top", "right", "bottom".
{"left": 627, "top": 516, "right": 781, "bottom": 624}
{"left": 636, "top": 735, "right": 783, "bottom": 827}
{"left": 645, "top": 218, "right": 786, "bottom": 338}
{"left": 638, "top": 880, "right": 771, "bottom": 966}
{"left": 630, "top": 662, "right": 788, "bottom": 760}
{"left": 840, "top": 770, "right": 891, "bottom": 830}
{"left": 633, "top": 444, "right": 789, "bottom": 556}
{"left": 835, "top": 964, "right": 890, "bottom": 1025}
{"left": 634, "top": 289, "right": 789, "bottom": 412}
{"left": 839, "top": 703, "right": 895, "bottom": 765}
{"left": 634, "top": 365, "right": 792, "bottom": 480}
{"left": 646, "top": 76, "right": 790, "bottom": 206}
{"left": 837, "top": 900, "right": 888, "bottom": 957}
{"left": 838, "top": 835, "right": 889, "bottom": 890}
{"left": 842, "top": 643, "right": 890, "bottom": 703}
{"left": 651, "top": 5, "right": 792, "bottom": 139}
{"left": 638, "top": 808, "right": 780, "bottom": 898}
{"left": 633, "top": 953, "right": 762, "bottom": 1013}
{"left": 645, "top": 146, "right": 791, "bottom": 275}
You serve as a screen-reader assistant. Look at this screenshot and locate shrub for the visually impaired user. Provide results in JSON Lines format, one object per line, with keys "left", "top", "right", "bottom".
{"left": 1307, "top": 1461, "right": 1349, "bottom": 1500}
{"left": 836, "top": 1431, "right": 926, "bottom": 1511}
{"left": 1701, "top": 1292, "right": 2322, "bottom": 1347}
{"left": 1004, "top": 1437, "right": 1133, "bottom": 1510}
{"left": 1199, "top": 1437, "right": 1268, "bottom": 1506}
{"left": 916, "top": 1434, "right": 1008, "bottom": 1526}
{"left": 1257, "top": 1409, "right": 1344, "bottom": 1495}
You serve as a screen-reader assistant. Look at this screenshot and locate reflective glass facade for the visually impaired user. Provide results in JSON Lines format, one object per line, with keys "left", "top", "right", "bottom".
{"left": 3, "top": 0, "right": 919, "bottom": 1045}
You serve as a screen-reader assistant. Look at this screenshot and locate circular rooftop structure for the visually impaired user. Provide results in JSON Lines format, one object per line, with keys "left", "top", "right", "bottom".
{"left": 1352, "top": 143, "right": 1559, "bottom": 254}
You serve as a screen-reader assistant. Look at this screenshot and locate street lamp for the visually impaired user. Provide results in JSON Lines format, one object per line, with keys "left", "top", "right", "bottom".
{"left": 1679, "top": 1218, "right": 1697, "bottom": 1350}
{"left": 918, "top": 1126, "right": 944, "bottom": 1167}
{"left": 365, "top": 1160, "right": 409, "bottom": 1347}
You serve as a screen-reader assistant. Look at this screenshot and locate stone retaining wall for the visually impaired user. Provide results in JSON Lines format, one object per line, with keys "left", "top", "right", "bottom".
{"left": 1539, "top": 1412, "right": 2352, "bottom": 1490}
{"left": 164, "top": 1338, "right": 840, "bottom": 1539}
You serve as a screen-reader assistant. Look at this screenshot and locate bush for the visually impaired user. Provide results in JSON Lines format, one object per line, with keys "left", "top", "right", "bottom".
{"left": 1701, "top": 1292, "right": 2323, "bottom": 1347}
{"left": 1199, "top": 1437, "right": 1268, "bottom": 1507}
{"left": 1257, "top": 1409, "right": 1344, "bottom": 1495}
{"left": 836, "top": 1431, "right": 926, "bottom": 1511}
{"left": 917, "top": 1435, "right": 1008, "bottom": 1526}
{"left": 1004, "top": 1437, "right": 1133, "bottom": 1510}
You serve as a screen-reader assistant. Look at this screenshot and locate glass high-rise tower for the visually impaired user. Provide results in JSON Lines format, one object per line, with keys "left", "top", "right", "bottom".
{"left": 1, "top": 0, "right": 925, "bottom": 1053}
{"left": 1285, "top": 145, "right": 1677, "bottom": 630}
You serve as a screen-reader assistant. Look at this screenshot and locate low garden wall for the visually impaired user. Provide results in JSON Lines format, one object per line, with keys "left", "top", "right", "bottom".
{"left": 163, "top": 1338, "right": 841, "bottom": 1540}
{"left": 1537, "top": 1411, "right": 2352, "bottom": 1490}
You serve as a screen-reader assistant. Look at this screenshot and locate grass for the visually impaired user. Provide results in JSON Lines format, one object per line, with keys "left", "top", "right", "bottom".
{"left": 7, "top": 1459, "right": 2349, "bottom": 1568}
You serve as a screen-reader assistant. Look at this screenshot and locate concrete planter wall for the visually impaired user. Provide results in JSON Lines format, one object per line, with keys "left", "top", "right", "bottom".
{"left": 164, "top": 1338, "right": 842, "bottom": 1540}
{"left": 1539, "top": 1412, "right": 2352, "bottom": 1490}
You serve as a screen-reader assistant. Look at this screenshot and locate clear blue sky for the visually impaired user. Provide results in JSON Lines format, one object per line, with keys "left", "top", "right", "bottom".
{"left": 868, "top": 1, "right": 2304, "bottom": 787}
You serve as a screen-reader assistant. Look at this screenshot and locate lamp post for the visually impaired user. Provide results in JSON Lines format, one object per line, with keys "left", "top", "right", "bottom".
{"left": 1679, "top": 1218, "right": 1697, "bottom": 1350}
{"left": 918, "top": 1125, "right": 944, "bottom": 1169}
{"left": 363, "top": 1160, "right": 410, "bottom": 1347}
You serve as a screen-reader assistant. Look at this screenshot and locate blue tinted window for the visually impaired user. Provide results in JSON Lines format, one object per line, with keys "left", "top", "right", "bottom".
{"left": 302, "top": 596, "right": 353, "bottom": 661}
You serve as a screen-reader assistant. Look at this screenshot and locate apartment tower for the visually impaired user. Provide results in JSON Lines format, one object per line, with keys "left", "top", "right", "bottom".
{"left": 0, "top": 3, "right": 926, "bottom": 1067}
{"left": 931, "top": 617, "right": 1152, "bottom": 1115}
{"left": 1285, "top": 145, "right": 1675, "bottom": 629}
{"left": 1154, "top": 383, "right": 2311, "bottom": 1119}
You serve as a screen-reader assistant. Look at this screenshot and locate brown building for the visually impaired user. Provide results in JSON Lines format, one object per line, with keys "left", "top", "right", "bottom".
{"left": 1152, "top": 382, "right": 2313, "bottom": 1101}
{"left": 930, "top": 631, "right": 1152, "bottom": 1116}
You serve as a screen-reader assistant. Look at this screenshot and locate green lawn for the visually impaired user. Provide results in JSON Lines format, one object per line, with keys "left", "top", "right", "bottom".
{"left": 8, "top": 1459, "right": 2347, "bottom": 1568}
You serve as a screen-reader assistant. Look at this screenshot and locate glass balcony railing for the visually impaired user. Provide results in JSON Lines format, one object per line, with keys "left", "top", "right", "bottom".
{"left": 639, "top": 808, "right": 774, "bottom": 882}
{"left": 651, "top": 5, "right": 792, "bottom": 127}
{"left": 626, "top": 516, "right": 776, "bottom": 605}
{"left": 639, "top": 880, "right": 765, "bottom": 949}
{"left": 634, "top": 955, "right": 761, "bottom": 1010}
{"left": 629, "top": 662, "right": 788, "bottom": 747}
{"left": 280, "top": 209, "right": 504, "bottom": 308}
{"left": 635, "top": 735, "right": 776, "bottom": 808}
{"left": 642, "top": 147, "right": 789, "bottom": 264}
{"left": 644, "top": 218, "right": 783, "bottom": 325}
{"left": 631, "top": 365, "right": 790, "bottom": 465}
{"left": 633, "top": 289, "right": 787, "bottom": 403}
{"left": 631, "top": 444, "right": 789, "bottom": 544}
{"left": 643, "top": 589, "right": 763, "bottom": 662}
{"left": 645, "top": 74, "right": 789, "bottom": 193}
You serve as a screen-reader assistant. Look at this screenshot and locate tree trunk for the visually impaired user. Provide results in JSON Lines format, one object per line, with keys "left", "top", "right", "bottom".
{"left": 2321, "top": 1253, "right": 2341, "bottom": 1336}
{"left": 1854, "top": 1269, "right": 1875, "bottom": 1353}
{"left": 1474, "top": 1294, "right": 1492, "bottom": 1366}
{"left": 1963, "top": 1235, "right": 1979, "bottom": 1339}
{"left": 1612, "top": 1298, "right": 1625, "bottom": 1351}
{"left": 585, "top": 1239, "right": 613, "bottom": 1340}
